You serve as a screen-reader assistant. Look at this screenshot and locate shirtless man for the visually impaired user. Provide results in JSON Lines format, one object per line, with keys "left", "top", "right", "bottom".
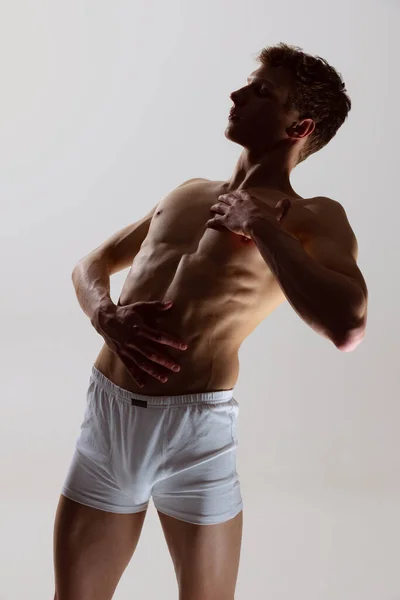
{"left": 53, "top": 43, "right": 368, "bottom": 600}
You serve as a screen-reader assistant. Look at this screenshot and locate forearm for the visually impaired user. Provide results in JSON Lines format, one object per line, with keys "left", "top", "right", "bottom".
{"left": 248, "top": 218, "right": 366, "bottom": 348}
{"left": 71, "top": 253, "right": 115, "bottom": 327}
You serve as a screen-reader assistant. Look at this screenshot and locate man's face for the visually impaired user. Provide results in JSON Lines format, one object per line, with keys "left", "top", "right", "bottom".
{"left": 225, "top": 65, "right": 298, "bottom": 151}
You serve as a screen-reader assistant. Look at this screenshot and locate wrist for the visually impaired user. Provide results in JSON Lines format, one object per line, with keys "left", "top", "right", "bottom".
{"left": 247, "top": 213, "right": 279, "bottom": 239}
{"left": 91, "top": 297, "right": 116, "bottom": 331}
{"left": 99, "top": 296, "right": 115, "bottom": 312}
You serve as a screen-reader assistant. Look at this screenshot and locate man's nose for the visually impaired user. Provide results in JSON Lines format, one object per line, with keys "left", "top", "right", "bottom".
{"left": 230, "top": 88, "right": 247, "bottom": 105}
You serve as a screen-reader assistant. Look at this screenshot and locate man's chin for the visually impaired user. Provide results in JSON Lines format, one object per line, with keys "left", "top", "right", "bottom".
{"left": 224, "top": 124, "right": 245, "bottom": 144}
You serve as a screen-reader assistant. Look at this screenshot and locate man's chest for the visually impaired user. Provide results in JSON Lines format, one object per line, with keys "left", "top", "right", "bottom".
{"left": 147, "top": 180, "right": 319, "bottom": 258}
{"left": 146, "top": 182, "right": 267, "bottom": 270}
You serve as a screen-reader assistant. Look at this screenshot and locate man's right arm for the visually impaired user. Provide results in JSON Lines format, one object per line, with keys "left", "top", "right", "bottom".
{"left": 71, "top": 177, "right": 203, "bottom": 329}
{"left": 71, "top": 204, "right": 158, "bottom": 329}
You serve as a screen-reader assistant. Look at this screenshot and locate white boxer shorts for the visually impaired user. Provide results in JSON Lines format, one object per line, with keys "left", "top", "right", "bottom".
{"left": 61, "top": 366, "right": 242, "bottom": 525}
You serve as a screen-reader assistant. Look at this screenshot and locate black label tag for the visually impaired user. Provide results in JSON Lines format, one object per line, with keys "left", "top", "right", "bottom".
{"left": 131, "top": 398, "right": 148, "bottom": 408}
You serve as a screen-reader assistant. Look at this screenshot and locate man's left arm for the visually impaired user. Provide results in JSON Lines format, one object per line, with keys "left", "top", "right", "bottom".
{"left": 247, "top": 198, "right": 368, "bottom": 351}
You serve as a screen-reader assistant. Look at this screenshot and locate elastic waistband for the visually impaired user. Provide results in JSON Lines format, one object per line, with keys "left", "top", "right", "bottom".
{"left": 90, "top": 366, "right": 235, "bottom": 407}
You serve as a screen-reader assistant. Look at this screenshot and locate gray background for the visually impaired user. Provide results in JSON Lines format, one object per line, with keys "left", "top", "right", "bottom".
{"left": 1, "top": 0, "right": 399, "bottom": 598}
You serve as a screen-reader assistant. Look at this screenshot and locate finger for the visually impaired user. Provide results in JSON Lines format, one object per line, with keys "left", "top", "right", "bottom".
{"left": 127, "top": 341, "right": 181, "bottom": 372}
{"left": 158, "top": 301, "right": 173, "bottom": 310}
{"left": 105, "top": 341, "right": 146, "bottom": 387}
{"left": 237, "top": 189, "right": 252, "bottom": 200}
{"left": 218, "top": 193, "right": 235, "bottom": 204}
{"left": 138, "top": 325, "right": 188, "bottom": 350}
{"left": 117, "top": 353, "right": 146, "bottom": 388}
{"left": 124, "top": 301, "right": 173, "bottom": 327}
{"left": 275, "top": 198, "right": 291, "bottom": 221}
{"left": 210, "top": 203, "right": 226, "bottom": 215}
{"left": 278, "top": 198, "right": 291, "bottom": 210}
{"left": 130, "top": 352, "right": 169, "bottom": 383}
{"left": 119, "top": 347, "right": 169, "bottom": 383}
{"left": 133, "top": 300, "right": 173, "bottom": 312}
{"left": 206, "top": 216, "right": 226, "bottom": 230}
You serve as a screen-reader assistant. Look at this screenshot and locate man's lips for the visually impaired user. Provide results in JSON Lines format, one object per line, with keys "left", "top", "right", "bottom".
{"left": 229, "top": 108, "right": 241, "bottom": 119}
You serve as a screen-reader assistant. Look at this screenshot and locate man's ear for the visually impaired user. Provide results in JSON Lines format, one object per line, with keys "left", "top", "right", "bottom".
{"left": 287, "top": 118, "right": 315, "bottom": 140}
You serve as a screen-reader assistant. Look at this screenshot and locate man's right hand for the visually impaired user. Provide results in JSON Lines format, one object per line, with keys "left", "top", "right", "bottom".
{"left": 91, "top": 300, "right": 188, "bottom": 388}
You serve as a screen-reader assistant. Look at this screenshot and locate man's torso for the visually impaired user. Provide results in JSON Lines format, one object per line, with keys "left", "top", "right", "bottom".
{"left": 94, "top": 178, "right": 317, "bottom": 394}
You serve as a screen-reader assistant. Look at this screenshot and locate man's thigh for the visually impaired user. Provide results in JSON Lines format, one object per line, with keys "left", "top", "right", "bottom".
{"left": 53, "top": 494, "right": 147, "bottom": 600}
{"left": 157, "top": 509, "right": 243, "bottom": 600}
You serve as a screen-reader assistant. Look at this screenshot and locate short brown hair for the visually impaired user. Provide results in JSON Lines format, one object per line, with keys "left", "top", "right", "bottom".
{"left": 254, "top": 43, "right": 351, "bottom": 164}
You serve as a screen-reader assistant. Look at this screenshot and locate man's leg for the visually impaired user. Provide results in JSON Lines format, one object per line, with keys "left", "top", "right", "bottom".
{"left": 53, "top": 494, "right": 147, "bottom": 600}
{"left": 157, "top": 509, "right": 243, "bottom": 600}
{"left": 152, "top": 392, "right": 243, "bottom": 598}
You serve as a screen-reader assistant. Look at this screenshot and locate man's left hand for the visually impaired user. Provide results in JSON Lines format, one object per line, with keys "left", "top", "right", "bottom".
{"left": 206, "top": 189, "right": 291, "bottom": 238}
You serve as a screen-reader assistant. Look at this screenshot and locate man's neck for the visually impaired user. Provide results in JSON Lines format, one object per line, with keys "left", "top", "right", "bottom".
{"left": 225, "top": 171, "right": 298, "bottom": 198}
{"left": 224, "top": 146, "right": 301, "bottom": 198}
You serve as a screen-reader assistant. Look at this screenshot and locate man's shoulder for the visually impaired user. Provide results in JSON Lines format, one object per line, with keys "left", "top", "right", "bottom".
{"left": 177, "top": 178, "right": 209, "bottom": 188}
{"left": 304, "top": 195, "right": 353, "bottom": 227}
{"left": 304, "top": 195, "right": 345, "bottom": 213}
{"left": 305, "top": 196, "right": 358, "bottom": 258}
